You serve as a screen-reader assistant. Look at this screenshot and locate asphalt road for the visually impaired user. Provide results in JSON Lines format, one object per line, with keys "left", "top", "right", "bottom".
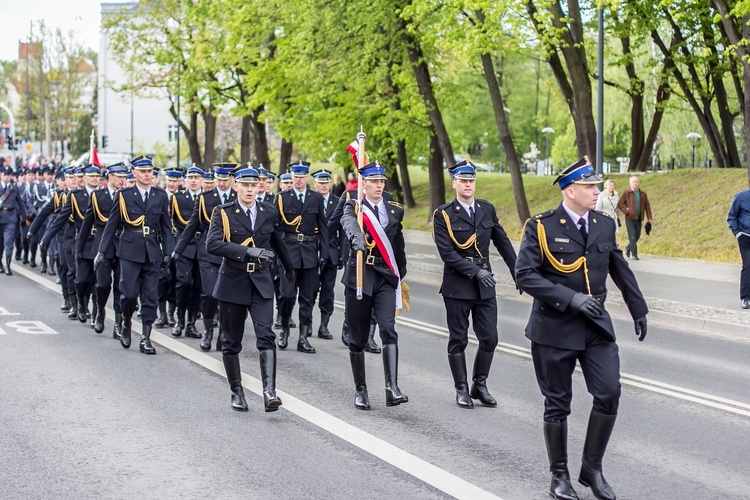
{"left": 1, "top": 264, "right": 749, "bottom": 499}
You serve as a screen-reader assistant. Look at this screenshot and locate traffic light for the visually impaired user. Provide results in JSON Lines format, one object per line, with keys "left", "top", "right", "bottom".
{"left": 7, "top": 135, "right": 16, "bottom": 150}
{"left": 102, "top": 135, "right": 108, "bottom": 149}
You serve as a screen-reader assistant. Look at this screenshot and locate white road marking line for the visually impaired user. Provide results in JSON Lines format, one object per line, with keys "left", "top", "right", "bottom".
{"left": 333, "top": 301, "right": 750, "bottom": 418}
{"left": 14, "top": 265, "right": 502, "bottom": 500}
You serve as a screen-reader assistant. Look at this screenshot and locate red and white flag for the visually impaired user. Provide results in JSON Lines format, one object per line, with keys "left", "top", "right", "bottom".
{"left": 347, "top": 140, "right": 361, "bottom": 167}
{"left": 89, "top": 130, "right": 100, "bottom": 167}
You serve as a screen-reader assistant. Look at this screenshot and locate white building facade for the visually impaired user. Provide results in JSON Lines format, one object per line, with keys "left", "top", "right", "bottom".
{"left": 98, "top": 2, "right": 174, "bottom": 159}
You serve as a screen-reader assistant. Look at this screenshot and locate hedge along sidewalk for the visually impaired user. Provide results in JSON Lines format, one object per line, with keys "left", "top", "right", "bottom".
{"left": 403, "top": 230, "right": 750, "bottom": 338}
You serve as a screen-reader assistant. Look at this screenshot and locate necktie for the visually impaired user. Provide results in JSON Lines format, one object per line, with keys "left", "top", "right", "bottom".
{"left": 298, "top": 193, "right": 303, "bottom": 204}
{"left": 469, "top": 206, "right": 475, "bottom": 224}
{"left": 578, "top": 218, "right": 588, "bottom": 242}
{"left": 247, "top": 208, "right": 254, "bottom": 231}
{"left": 144, "top": 190, "right": 149, "bottom": 204}
{"left": 223, "top": 193, "right": 228, "bottom": 203}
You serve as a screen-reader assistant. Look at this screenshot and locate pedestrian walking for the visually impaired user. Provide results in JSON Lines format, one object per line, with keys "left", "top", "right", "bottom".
{"left": 727, "top": 187, "right": 750, "bottom": 309}
{"left": 617, "top": 176, "right": 653, "bottom": 260}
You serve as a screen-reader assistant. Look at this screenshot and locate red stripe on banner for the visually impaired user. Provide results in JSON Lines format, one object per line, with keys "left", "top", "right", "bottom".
{"left": 361, "top": 209, "right": 396, "bottom": 275}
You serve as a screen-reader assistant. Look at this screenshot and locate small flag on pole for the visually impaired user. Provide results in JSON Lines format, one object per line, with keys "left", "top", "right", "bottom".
{"left": 89, "top": 130, "right": 100, "bottom": 167}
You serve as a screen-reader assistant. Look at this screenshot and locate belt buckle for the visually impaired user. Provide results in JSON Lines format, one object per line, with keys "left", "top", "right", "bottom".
{"left": 194, "top": 231, "right": 202, "bottom": 239}
{"left": 246, "top": 262, "right": 255, "bottom": 273}
{"left": 172, "top": 227, "right": 177, "bottom": 235}
{"left": 90, "top": 227, "right": 97, "bottom": 236}
{"left": 465, "top": 256, "right": 474, "bottom": 263}
{"left": 366, "top": 255, "right": 375, "bottom": 265}
{"left": 296, "top": 233, "right": 304, "bottom": 242}
{"left": 142, "top": 225, "right": 150, "bottom": 236}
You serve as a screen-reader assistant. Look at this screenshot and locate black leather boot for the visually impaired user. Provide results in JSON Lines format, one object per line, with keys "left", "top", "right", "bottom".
{"left": 67, "top": 294, "right": 78, "bottom": 320}
{"left": 578, "top": 411, "right": 617, "bottom": 500}
{"left": 278, "top": 317, "right": 290, "bottom": 349}
{"left": 30, "top": 248, "right": 37, "bottom": 268}
{"left": 544, "top": 420, "right": 580, "bottom": 500}
{"left": 0, "top": 260, "right": 5, "bottom": 273}
{"left": 39, "top": 253, "right": 47, "bottom": 273}
{"left": 94, "top": 303, "right": 106, "bottom": 334}
{"left": 185, "top": 311, "right": 201, "bottom": 338}
{"left": 113, "top": 311, "right": 122, "bottom": 339}
{"left": 200, "top": 318, "right": 213, "bottom": 351}
{"left": 77, "top": 294, "right": 88, "bottom": 323}
{"left": 470, "top": 349, "right": 497, "bottom": 406}
{"left": 317, "top": 312, "right": 333, "bottom": 339}
{"left": 297, "top": 325, "right": 316, "bottom": 353}
{"left": 259, "top": 349, "right": 283, "bottom": 412}
{"left": 140, "top": 324, "right": 156, "bottom": 355}
{"left": 49, "top": 258, "right": 57, "bottom": 276}
{"left": 273, "top": 313, "right": 282, "bottom": 329}
{"left": 61, "top": 294, "right": 71, "bottom": 313}
{"left": 383, "top": 344, "right": 408, "bottom": 406}
{"left": 222, "top": 354, "right": 248, "bottom": 411}
{"left": 349, "top": 351, "right": 370, "bottom": 410}
{"left": 364, "top": 323, "right": 381, "bottom": 353}
{"left": 448, "top": 352, "right": 474, "bottom": 408}
{"left": 22, "top": 250, "right": 29, "bottom": 265}
{"left": 289, "top": 318, "right": 296, "bottom": 328}
{"left": 5, "top": 258, "right": 12, "bottom": 276}
{"left": 120, "top": 316, "right": 132, "bottom": 349}
{"left": 341, "top": 318, "right": 350, "bottom": 346}
{"left": 215, "top": 324, "right": 223, "bottom": 351}
{"left": 166, "top": 301, "right": 177, "bottom": 327}
{"left": 89, "top": 296, "right": 97, "bottom": 328}
{"left": 171, "top": 308, "right": 185, "bottom": 337}
{"left": 153, "top": 301, "right": 168, "bottom": 328}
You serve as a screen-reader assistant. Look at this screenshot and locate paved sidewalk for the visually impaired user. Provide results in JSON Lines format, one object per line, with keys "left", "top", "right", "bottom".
{"left": 404, "top": 230, "right": 750, "bottom": 336}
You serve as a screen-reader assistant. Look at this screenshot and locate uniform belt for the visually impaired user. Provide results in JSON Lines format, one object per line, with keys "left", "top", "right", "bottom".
{"left": 2, "top": 207, "right": 15, "bottom": 212}
{"left": 592, "top": 292, "right": 607, "bottom": 304}
{"left": 283, "top": 232, "right": 317, "bottom": 242}
{"left": 223, "top": 259, "right": 271, "bottom": 273}
{"left": 123, "top": 225, "right": 157, "bottom": 236}
{"left": 365, "top": 254, "right": 385, "bottom": 266}
{"left": 465, "top": 256, "right": 489, "bottom": 268}
{"left": 90, "top": 227, "right": 97, "bottom": 236}
{"left": 194, "top": 231, "right": 202, "bottom": 239}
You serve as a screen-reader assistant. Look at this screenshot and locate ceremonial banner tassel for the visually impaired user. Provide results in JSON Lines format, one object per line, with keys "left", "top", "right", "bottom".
{"left": 355, "top": 127, "right": 366, "bottom": 300}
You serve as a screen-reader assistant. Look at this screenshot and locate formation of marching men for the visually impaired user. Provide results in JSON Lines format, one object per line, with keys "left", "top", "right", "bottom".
{"left": 9, "top": 146, "right": 650, "bottom": 500}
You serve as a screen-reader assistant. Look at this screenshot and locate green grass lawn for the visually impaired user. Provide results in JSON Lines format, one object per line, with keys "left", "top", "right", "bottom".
{"left": 314, "top": 162, "right": 746, "bottom": 264}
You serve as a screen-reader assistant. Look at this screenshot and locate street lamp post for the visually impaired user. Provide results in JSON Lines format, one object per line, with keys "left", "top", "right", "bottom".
{"left": 541, "top": 127, "right": 554, "bottom": 175}
{"left": 686, "top": 132, "right": 701, "bottom": 169}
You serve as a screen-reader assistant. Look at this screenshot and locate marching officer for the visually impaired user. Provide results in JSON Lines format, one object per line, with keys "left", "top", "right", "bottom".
{"left": 274, "top": 160, "right": 329, "bottom": 353}
{"left": 79, "top": 162, "right": 127, "bottom": 337}
{"left": 28, "top": 170, "right": 64, "bottom": 277}
{"left": 40, "top": 167, "right": 84, "bottom": 318}
{"left": 340, "top": 161, "right": 408, "bottom": 410}
{"left": 206, "top": 166, "right": 294, "bottom": 412}
{"left": 264, "top": 171, "right": 276, "bottom": 199}
{"left": 311, "top": 168, "right": 339, "bottom": 339}
{"left": 174, "top": 164, "right": 236, "bottom": 350}
{"left": 30, "top": 165, "right": 53, "bottom": 270}
{"left": 515, "top": 158, "right": 648, "bottom": 500}
{"left": 272, "top": 171, "right": 293, "bottom": 329}
{"left": 170, "top": 165, "right": 203, "bottom": 340}
{"left": 153, "top": 167, "right": 184, "bottom": 329}
{"left": 71, "top": 165, "right": 102, "bottom": 324}
{"left": 255, "top": 166, "right": 274, "bottom": 203}
{"left": 0, "top": 165, "right": 26, "bottom": 275}
{"left": 18, "top": 167, "right": 38, "bottom": 266}
{"left": 95, "top": 155, "right": 174, "bottom": 355}
{"left": 203, "top": 170, "right": 216, "bottom": 191}
{"left": 433, "top": 161, "right": 517, "bottom": 409}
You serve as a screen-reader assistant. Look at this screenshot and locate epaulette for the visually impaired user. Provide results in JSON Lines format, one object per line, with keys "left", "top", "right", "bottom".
{"left": 257, "top": 200, "right": 275, "bottom": 212}
{"left": 387, "top": 200, "right": 402, "bottom": 209}
{"left": 153, "top": 186, "right": 167, "bottom": 193}
{"left": 592, "top": 209, "right": 611, "bottom": 218}
{"left": 216, "top": 202, "right": 234, "bottom": 210}
{"left": 531, "top": 210, "right": 555, "bottom": 220}
{"left": 436, "top": 201, "right": 451, "bottom": 213}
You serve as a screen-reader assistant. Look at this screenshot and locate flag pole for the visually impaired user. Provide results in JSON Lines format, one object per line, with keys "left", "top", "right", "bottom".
{"left": 355, "top": 126, "right": 366, "bottom": 300}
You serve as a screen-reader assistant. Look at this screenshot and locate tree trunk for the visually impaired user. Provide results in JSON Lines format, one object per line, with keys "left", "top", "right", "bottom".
{"left": 384, "top": 149, "right": 403, "bottom": 203}
{"left": 170, "top": 102, "right": 202, "bottom": 166}
{"left": 427, "top": 132, "right": 445, "bottom": 223}
{"left": 240, "top": 115, "right": 252, "bottom": 164}
{"left": 400, "top": 25, "right": 455, "bottom": 166}
{"left": 634, "top": 75, "right": 671, "bottom": 172}
{"left": 251, "top": 107, "right": 271, "bottom": 168}
{"left": 396, "top": 139, "right": 415, "bottom": 208}
{"left": 279, "top": 138, "right": 293, "bottom": 172}
{"left": 202, "top": 103, "right": 217, "bottom": 167}
{"left": 479, "top": 49, "right": 530, "bottom": 225}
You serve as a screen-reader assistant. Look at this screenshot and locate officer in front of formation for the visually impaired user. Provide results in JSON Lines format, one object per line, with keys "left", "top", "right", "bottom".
{"left": 174, "top": 163, "right": 236, "bottom": 351}
{"left": 340, "top": 161, "right": 408, "bottom": 410}
{"left": 311, "top": 168, "right": 339, "bottom": 339}
{"left": 79, "top": 162, "right": 128, "bottom": 337}
{"left": 515, "top": 157, "right": 649, "bottom": 500}
{"left": 206, "top": 166, "right": 294, "bottom": 412}
{"left": 432, "top": 161, "right": 517, "bottom": 409}
{"left": 274, "top": 160, "right": 329, "bottom": 353}
{"left": 0, "top": 165, "right": 27, "bottom": 275}
{"left": 96, "top": 155, "right": 173, "bottom": 355}
{"left": 170, "top": 165, "right": 204, "bottom": 341}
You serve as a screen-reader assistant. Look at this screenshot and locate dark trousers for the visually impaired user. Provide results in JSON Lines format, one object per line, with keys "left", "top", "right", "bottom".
{"left": 0, "top": 220, "right": 17, "bottom": 260}
{"left": 531, "top": 335, "right": 621, "bottom": 423}
{"left": 199, "top": 261, "right": 220, "bottom": 320}
{"left": 174, "top": 256, "right": 202, "bottom": 312}
{"left": 279, "top": 266, "right": 318, "bottom": 326}
{"left": 738, "top": 234, "right": 750, "bottom": 300}
{"left": 625, "top": 219, "right": 642, "bottom": 257}
{"left": 157, "top": 261, "right": 175, "bottom": 303}
{"left": 316, "top": 262, "right": 337, "bottom": 316}
{"left": 345, "top": 275, "right": 398, "bottom": 353}
{"left": 96, "top": 256, "right": 121, "bottom": 314}
{"left": 75, "top": 257, "right": 95, "bottom": 298}
{"left": 218, "top": 291, "right": 275, "bottom": 355}
{"left": 444, "top": 296, "right": 498, "bottom": 354}
{"left": 57, "top": 239, "right": 68, "bottom": 293}
{"left": 62, "top": 244, "right": 77, "bottom": 297}
{"left": 119, "top": 259, "right": 160, "bottom": 324}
